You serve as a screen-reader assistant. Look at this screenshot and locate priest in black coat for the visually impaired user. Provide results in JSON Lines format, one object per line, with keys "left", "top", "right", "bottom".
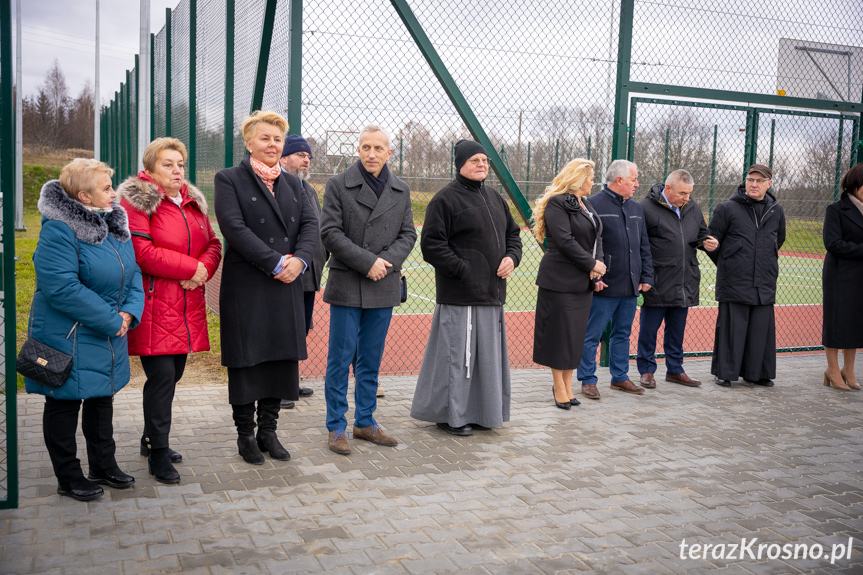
{"left": 707, "top": 164, "right": 785, "bottom": 388}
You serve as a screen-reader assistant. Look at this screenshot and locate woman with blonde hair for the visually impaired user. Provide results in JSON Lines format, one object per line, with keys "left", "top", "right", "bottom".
{"left": 532, "top": 158, "right": 605, "bottom": 409}
{"left": 118, "top": 137, "right": 222, "bottom": 484}
{"left": 25, "top": 159, "right": 144, "bottom": 500}
{"left": 214, "top": 111, "right": 319, "bottom": 464}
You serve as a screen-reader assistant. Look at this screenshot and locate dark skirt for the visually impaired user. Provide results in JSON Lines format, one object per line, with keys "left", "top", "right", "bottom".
{"left": 228, "top": 360, "right": 299, "bottom": 405}
{"left": 533, "top": 287, "right": 593, "bottom": 370}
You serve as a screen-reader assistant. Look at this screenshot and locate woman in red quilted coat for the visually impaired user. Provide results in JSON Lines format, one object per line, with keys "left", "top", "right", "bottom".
{"left": 118, "top": 138, "right": 222, "bottom": 484}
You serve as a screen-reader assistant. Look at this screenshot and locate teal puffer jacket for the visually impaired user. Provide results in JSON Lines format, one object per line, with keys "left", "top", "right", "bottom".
{"left": 24, "top": 180, "right": 145, "bottom": 400}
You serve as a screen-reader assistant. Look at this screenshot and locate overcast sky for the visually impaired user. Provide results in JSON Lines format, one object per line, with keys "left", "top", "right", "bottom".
{"left": 14, "top": 0, "right": 178, "bottom": 104}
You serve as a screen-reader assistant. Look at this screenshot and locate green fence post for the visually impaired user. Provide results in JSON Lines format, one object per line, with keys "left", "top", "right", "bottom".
{"left": 709, "top": 124, "right": 717, "bottom": 218}
{"left": 768, "top": 119, "right": 775, "bottom": 171}
{"left": 150, "top": 32, "right": 155, "bottom": 138}
{"left": 398, "top": 137, "right": 403, "bottom": 176}
{"left": 287, "top": 0, "right": 303, "bottom": 134}
{"left": 125, "top": 70, "right": 132, "bottom": 178}
{"left": 835, "top": 119, "right": 845, "bottom": 202}
{"left": 134, "top": 55, "right": 139, "bottom": 171}
{"left": 119, "top": 82, "right": 126, "bottom": 179}
{"left": 525, "top": 142, "right": 531, "bottom": 199}
{"left": 224, "top": 0, "right": 235, "bottom": 166}
{"left": 165, "top": 8, "right": 172, "bottom": 137}
{"left": 390, "top": 0, "right": 533, "bottom": 226}
{"left": 0, "top": 0, "right": 19, "bottom": 510}
{"left": 851, "top": 117, "right": 860, "bottom": 167}
{"left": 188, "top": 0, "right": 197, "bottom": 184}
{"left": 586, "top": 136, "right": 591, "bottom": 161}
{"left": 112, "top": 95, "right": 119, "bottom": 184}
{"left": 742, "top": 109, "right": 755, "bottom": 179}
{"left": 626, "top": 98, "right": 637, "bottom": 162}
{"left": 611, "top": 0, "right": 634, "bottom": 160}
{"left": 250, "top": 0, "right": 277, "bottom": 113}
{"left": 449, "top": 141, "right": 453, "bottom": 179}
{"left": 663, "top": 127, "right": 670, "bottom": 180}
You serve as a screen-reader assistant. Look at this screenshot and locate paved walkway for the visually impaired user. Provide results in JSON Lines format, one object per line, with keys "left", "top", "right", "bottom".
{"left": 2, "top": 354, "right": 862, "bottom": 575}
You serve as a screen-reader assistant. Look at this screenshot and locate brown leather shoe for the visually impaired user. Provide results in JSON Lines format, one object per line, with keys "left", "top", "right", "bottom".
{"left": 639, "top": 373, "right": 656, "bottom": 388}
{"left": 666, "top": 372, "right": 701, "bottom": 387}
{"left": 353, "top": 425, "right": 398, "bottom": 446}
{"left": 581, "top": 384, "right": 601, "bottom": 399}
{"left": 610, "top": 380, "right": 645, "bottom": 394}
{"left": 328, "top": 430, "right": 351, "bottom": 455}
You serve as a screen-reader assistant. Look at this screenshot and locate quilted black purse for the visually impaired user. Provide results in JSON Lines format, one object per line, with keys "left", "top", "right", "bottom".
{"left": 400, "top": 274, "right": 408, "bottom": 303}
{"left": 17, "top": 321, "right": 77, "bottom": 389}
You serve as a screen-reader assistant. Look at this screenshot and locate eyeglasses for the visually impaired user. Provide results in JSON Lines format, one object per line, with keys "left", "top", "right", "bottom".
{"left": 745, "top": 177, "right": 770, "bottom": 184}
{"left": 294, "top": 153, "right": 311, "bottom": 159}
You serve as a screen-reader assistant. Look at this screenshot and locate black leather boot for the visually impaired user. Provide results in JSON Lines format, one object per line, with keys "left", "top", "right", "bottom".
{"left": 140, "top": 435, "right": 183, "bottom": 462}
{"left": 148, "top": 448, "right": 180, "bottom": 484}
{"left": 256, "top": 398, "right": 290, "bottom": 461}
{"left": 233, "top": 402, "right": 264, "bottom": 465}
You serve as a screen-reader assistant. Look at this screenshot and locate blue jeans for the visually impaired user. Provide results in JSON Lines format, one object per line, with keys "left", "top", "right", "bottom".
{"left": 636, "top": 306, "right": 689, "bottom": 376}
{"left": 577, "top": 296, "right": 637, "bottom": 385}
{"left": 324, "top": 305, "right": 392, "bottom": 431}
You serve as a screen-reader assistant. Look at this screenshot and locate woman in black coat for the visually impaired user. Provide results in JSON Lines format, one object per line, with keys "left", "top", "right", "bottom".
{"left": 214, "top": 111, "right": 319, "bottom": 464}
{"left": 822, "top": 164, "right": 863, "bottom": 391}
{"left": 532, "top": 159, "right": 605, "bottom": 409}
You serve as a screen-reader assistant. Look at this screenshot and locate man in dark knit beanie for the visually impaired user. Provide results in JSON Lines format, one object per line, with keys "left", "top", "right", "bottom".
{"left": 411, "top": 139, "right": 522, "bottom": 436}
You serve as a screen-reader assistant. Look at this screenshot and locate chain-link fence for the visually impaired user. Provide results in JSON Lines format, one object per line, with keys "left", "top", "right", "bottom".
{"left": 98, "top": 0, "right": 863, "bottom": 379}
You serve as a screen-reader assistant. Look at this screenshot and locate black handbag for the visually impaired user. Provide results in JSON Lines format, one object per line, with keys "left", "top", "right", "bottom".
{"left": 17, "top": 321, "right": 77, "bottom": 389}
{"left": 400, "top": 274, "right": 408, "bottom": 303}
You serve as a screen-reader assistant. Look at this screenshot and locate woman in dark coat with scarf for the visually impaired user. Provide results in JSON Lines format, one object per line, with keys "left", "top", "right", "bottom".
{"left": 411, "top": 140, "right": 522, "bottom": 436}
{"left": 25, "top": 159, "right": 144, "bottom": 501}
{"left": 531, "top": 159, "right": 605, "bottom": 409}
{"left": 119, "top": 137, "right": 222, "bottom": 484}
{"left": 822, "top": 164, "right": 863, "bottom": 391}
{"left": 214, "top": 111, "right": 319, "bottom": 464}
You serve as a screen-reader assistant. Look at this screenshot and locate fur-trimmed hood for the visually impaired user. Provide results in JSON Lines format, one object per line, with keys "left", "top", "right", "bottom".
{"left": 117, "top": 175, "right": 209, "bottom": 216}
{"left": 37, "top": 180, "right": 131, "bottom": 244}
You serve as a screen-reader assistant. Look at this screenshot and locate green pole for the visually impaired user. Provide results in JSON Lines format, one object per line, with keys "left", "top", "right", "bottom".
{"left": 0, "top": 0, "right": 19, "bottom": 510}
{"left": 134, "top": 55, "right": 139, "bottom": 170}
{"left": 165, "top": 8, "right": 172, "bottom": 137}
{"left": 525, "top": 142, "right": 531, "bottom": 199}
{"left": 390, "top": 0, "right": 532, "bottom": 225}
{"left": 851, "top": 117, "right": 860, "bottom": 167}
{"left": 150, "top": 32, "right": 155, "bottom": 138}
{"left": 663, "top": 127, "right": 670, "bottom": 180}
{"left": 586, "top": 135, "right": 591, "bottom": 161}
{"left": 768, "top": 119, "right": 775, "bottom": 171}
{"left": 120, "top": 82, "right": 126, "bottom": 179}
{"left": 399, "top": 137, "right": 403, "bottom": 176}
{"left": 500, "top": 144, "right": 509, "bottom": 170}
{"left": 611, "top": 0, "right": 634, "bottom": 160}
{"left": 709, "top": 125, "right": 717, "bottom": 219}
{"left": 554, "top": 138, "right": 559, "bottom": 173}
{"left": 113, "top": 95, "right": 119, "bottom": 184}
{"left": 125, "top": 70, "right": 132, "bottom": 178}
{"left": 224, "top": 0, "right": 235, "bottom": 166}
{"left": 250, "top": 0, "right": 277, "bottom": 113}
{"left": 742, "top": 109, "right": 755, "bottom": 180}
{"left": 834, "top": 120, "right": 845, "bottom": 202}
{"left": 287, "top": 0, "right": 303, "bottom": 134}
{"left": 626, "top": 98, "right": 637, "bottom": 162}
{"left": 188, "top": 0, "right": 197, "bottom": 184}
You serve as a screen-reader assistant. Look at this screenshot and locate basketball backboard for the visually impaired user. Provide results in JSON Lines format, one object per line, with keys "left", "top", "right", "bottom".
{"left": 777, "top": 38, "right": 863, "bottom": 103}
{"left": 325, "top": 130, "right": 360, "bottom": 157}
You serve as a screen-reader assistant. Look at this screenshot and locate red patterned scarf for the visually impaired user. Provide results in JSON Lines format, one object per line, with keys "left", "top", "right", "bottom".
{"left": 249, "top": 156, "right": 281, "bottom": 195}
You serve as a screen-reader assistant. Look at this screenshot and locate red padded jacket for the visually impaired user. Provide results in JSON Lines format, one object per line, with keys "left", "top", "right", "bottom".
{"left": 118, "top": 173, "right": 222, "bottom": 356}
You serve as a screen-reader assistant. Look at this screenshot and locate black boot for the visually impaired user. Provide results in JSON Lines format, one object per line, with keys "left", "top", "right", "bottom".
{"left": 256, "top": 398, "right": 290, "bottom": 461}
{"left": 148, "top": 448, "right": 180, "bottom": 484}
{"left": 140, "top": 435, "right": 182, "bottom": 462}
{"left": 233, "top": 402, "right": 264, "bottom": 465}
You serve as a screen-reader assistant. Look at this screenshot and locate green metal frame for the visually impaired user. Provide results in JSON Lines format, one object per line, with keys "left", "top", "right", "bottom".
{"left": 0, "top": 0, "right": 19, "bottom": 510}
{"left": 188, "top": 0, "right": 197, "bottom": 183}
{"left": 611, "top": 0, "right": 634, "bottom": 160}
{"left": 287, "top": 0, "right": 303, "bottom": 134}
{"left": 250, "top": 0, "right": 278, "bottom": 114}
{"left": 165, "top": 8, "right": 172, "bottom": 137}
{"left": 224, "top": 0, "right": 235, "bottom": 167}
{"left": 389, "top": 0, "right": 532, "bottom": 228}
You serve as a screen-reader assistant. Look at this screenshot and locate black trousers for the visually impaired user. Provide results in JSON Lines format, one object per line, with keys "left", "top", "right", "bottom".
{"left": 43, "top": 396, "right": 116, "bottom": 484}
{"left": 711, "top": 302, "right": 776, "bottom": 381}
{"left": 140, "top": 354, "right": 187, "bottom": 449}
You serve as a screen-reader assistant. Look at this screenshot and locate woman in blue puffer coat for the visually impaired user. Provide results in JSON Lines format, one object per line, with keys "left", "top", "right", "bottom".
{"left": 25, "top": 159, "right": 145, "bottom": 501}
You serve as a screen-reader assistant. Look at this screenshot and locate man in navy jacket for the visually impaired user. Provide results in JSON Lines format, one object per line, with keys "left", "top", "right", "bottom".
{"left": 577, "top": 160, "right": 654, "bottom": 399}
